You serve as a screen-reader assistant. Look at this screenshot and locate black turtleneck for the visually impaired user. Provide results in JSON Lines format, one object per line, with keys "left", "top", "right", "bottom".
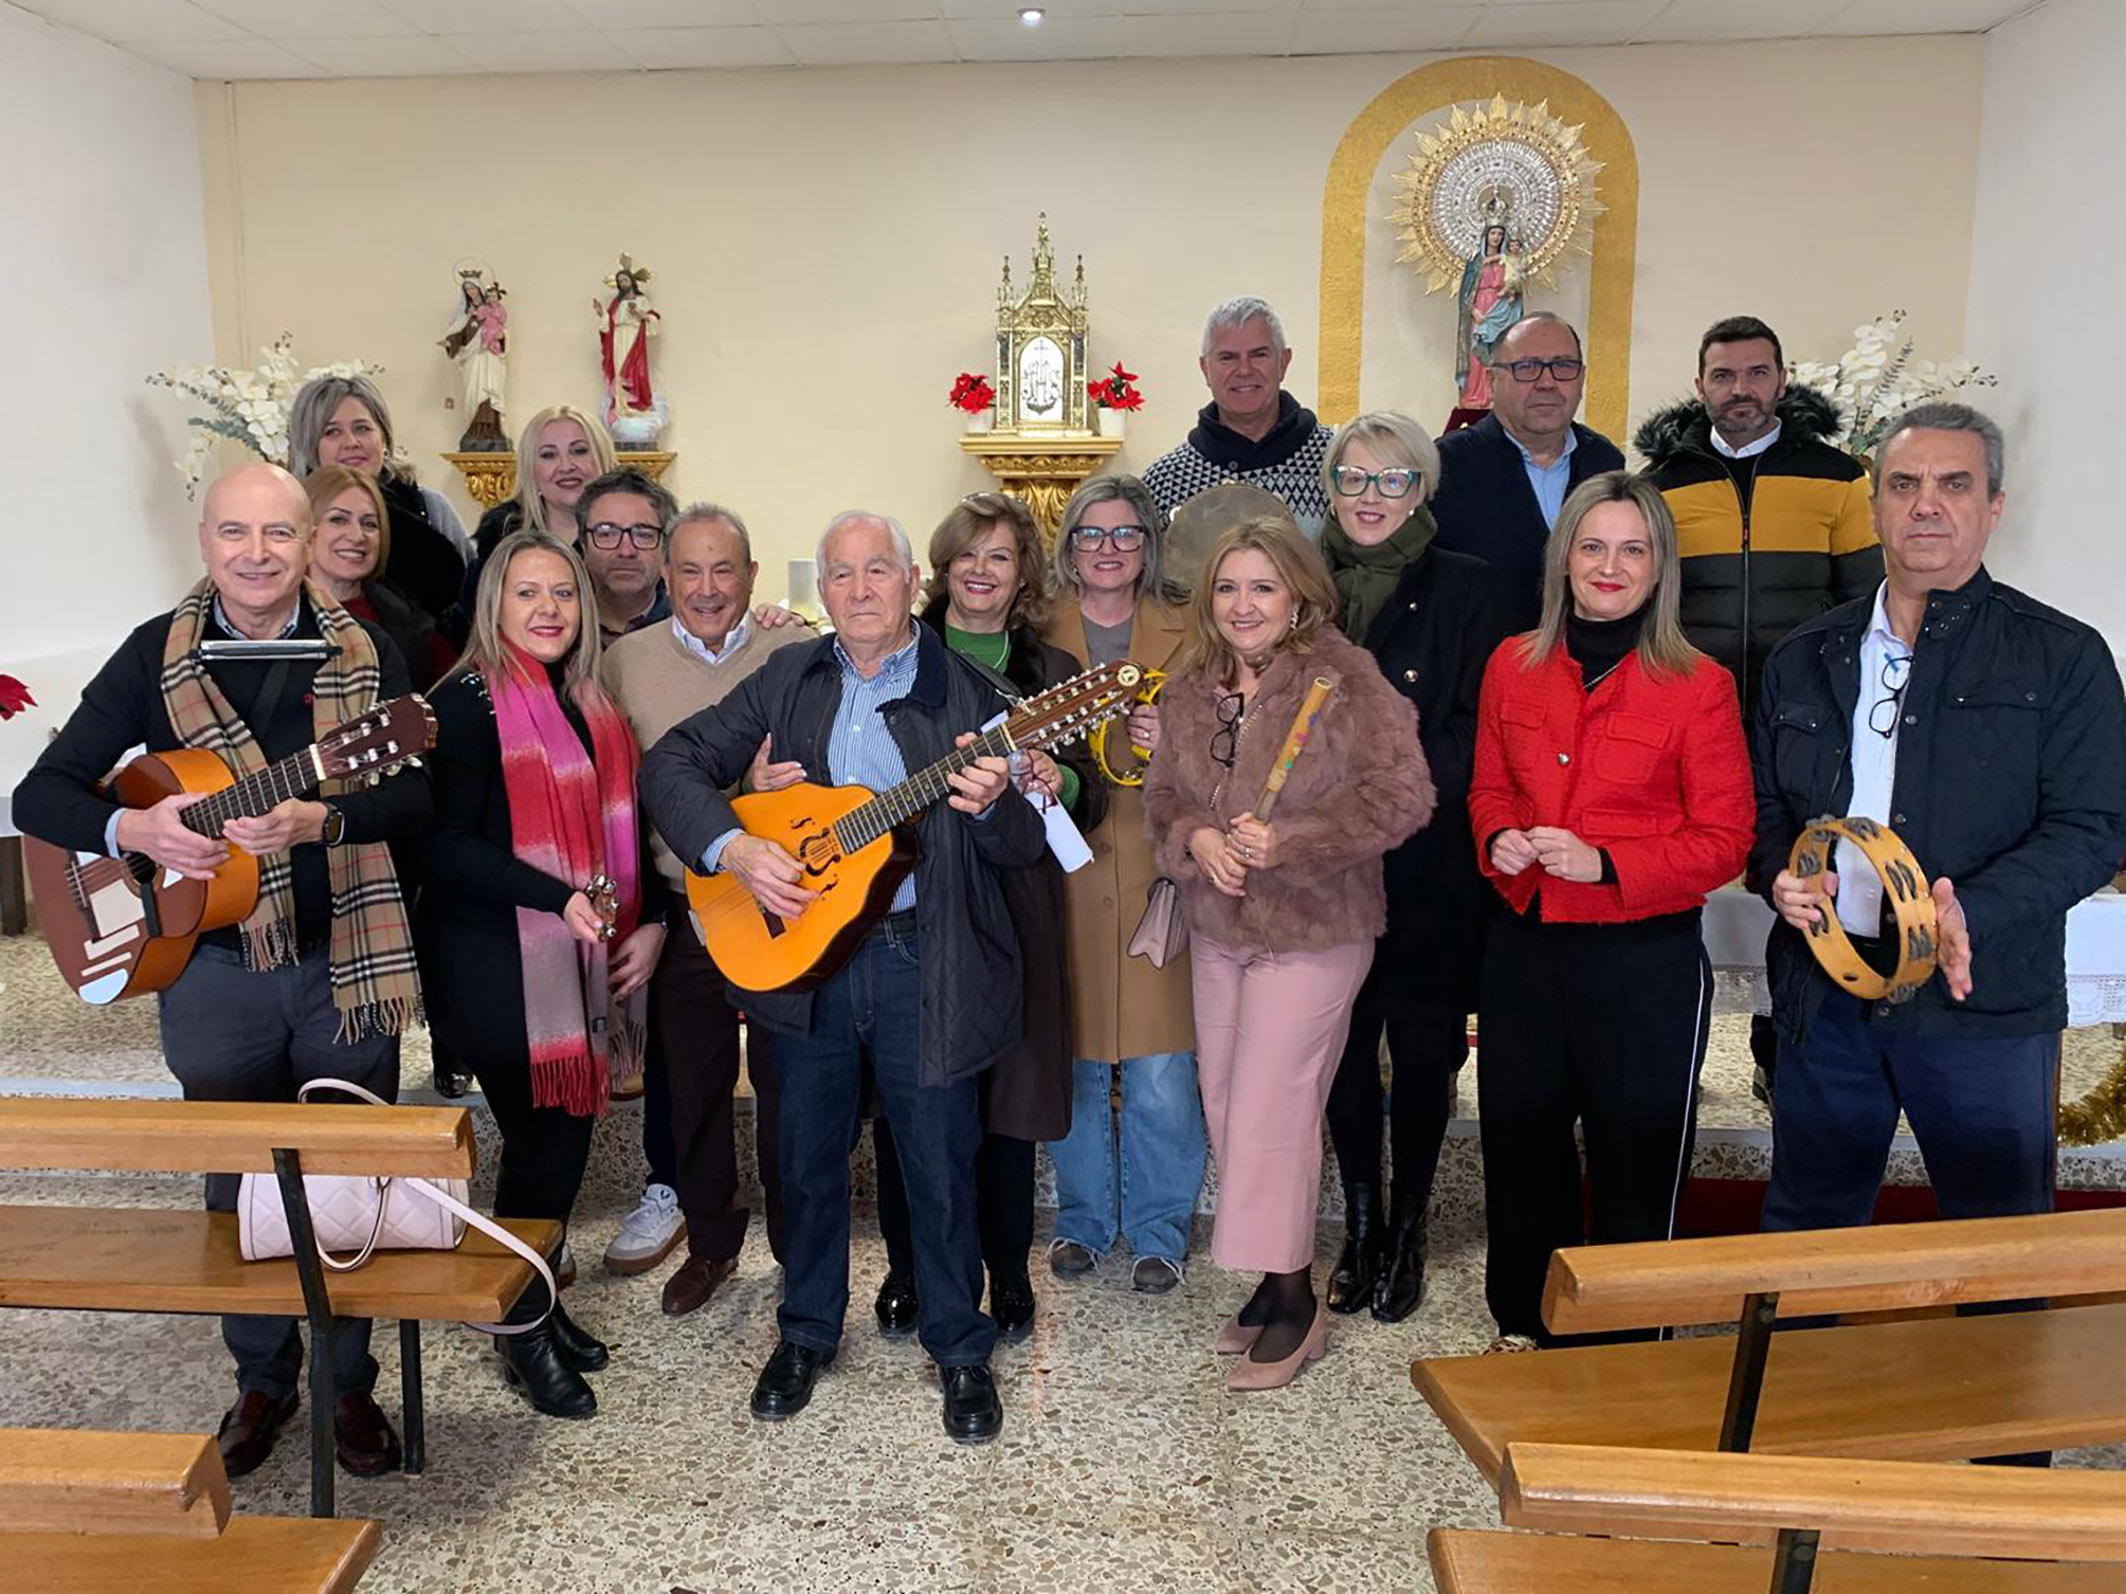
{"left": 1565, "top": 607, "right": 1646, "bottom": 691}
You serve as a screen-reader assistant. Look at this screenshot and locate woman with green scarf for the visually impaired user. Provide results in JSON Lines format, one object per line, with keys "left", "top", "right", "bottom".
{"left": 1318, "top": 412, "right": 1512, "bottom": 1324}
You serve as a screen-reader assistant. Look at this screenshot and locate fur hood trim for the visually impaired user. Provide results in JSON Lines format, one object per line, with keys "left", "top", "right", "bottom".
{"left": 1633, "top": 383, "right": 1843, "bottom": 464}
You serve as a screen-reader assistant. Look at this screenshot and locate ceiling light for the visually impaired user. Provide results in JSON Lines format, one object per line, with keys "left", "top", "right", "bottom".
{"left": 1019, "top": 7, "right": 1045, "bottom": 23}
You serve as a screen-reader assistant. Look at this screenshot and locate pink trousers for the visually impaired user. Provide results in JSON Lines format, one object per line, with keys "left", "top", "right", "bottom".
{"left": 1191, "top": 935, "right": 1375, "bottom": 1274}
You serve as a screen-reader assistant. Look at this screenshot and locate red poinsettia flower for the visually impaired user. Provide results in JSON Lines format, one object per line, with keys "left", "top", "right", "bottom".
{"left": 948, "top": 372, "right": 997, "bottom": 414}
{"left": 1092, "top": 361, "right": 1145, "bottom": 411}
{"left": 0, "top": 675, "right": 34, "bottom": 720}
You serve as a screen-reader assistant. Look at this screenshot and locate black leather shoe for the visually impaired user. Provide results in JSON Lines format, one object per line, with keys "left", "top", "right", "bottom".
{"left": 216, "top": 1389, "right": 300, "bottom": 1479}
{"left": 332, "top": 1392, "right": 403, "bottom": 1477}
{"left": 431, "top": 1063, "right": 472, "bottom": 1098}
{"left": 751, "top": 1341, "right": 834, "bottom": 1421}
{"left": 940, "top": 1363, "right": 1003, "bottom": 1445}
{"left": 549, "top": 1301, "right": 609, "bottom": 1372}
{"left": 1372, "top": 1204, "right": 1428, "bottom": 1324}
{"left": 874, "top": 1271, "right": 919, "bottom": 1339}
{"left": 1327, "top": 1182, "right": 1383, "bottom": 1315}
{"left": 991, "top": 1273, "right": 1036, "bottom": 1342}
{"left": 498, "top": 1324, "right": 597, "bottom": 1419}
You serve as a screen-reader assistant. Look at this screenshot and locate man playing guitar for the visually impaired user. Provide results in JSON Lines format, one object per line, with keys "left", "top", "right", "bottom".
{"left": 11, "top": 462, "right": 433, "bottom": 1482}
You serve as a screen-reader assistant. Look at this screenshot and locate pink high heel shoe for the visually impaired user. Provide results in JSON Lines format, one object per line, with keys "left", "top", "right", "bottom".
{"left": 1215, "top": 1314, "right": 1263, "bottom": 1355}
{"left": 1226, "top": 1302, "right": 1327, "bottom": 1391}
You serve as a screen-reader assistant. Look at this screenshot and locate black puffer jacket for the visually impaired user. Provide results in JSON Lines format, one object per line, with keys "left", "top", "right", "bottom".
{"left": 638, "top": 625, "right": 1046, "bottom": 1087}
{"left": 1752, "top": 568, "right": 2126, "bottom": 1041}
{"left": 1636, "top": 386, "right": 1882, "bottom": 713}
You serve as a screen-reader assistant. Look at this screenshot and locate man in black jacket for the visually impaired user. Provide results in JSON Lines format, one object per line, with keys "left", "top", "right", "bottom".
{"left": 1753, "top": 404, "right": 2126, "bottom": 1233}
{"left": 1429, "top": 312, "right": 1624, "bottom": 632}
{"left": 11, "top": 463, "right": 432, "bottom": 1482}
{"left": 639, "top": 510, "right": 1043, "bottom": 1445}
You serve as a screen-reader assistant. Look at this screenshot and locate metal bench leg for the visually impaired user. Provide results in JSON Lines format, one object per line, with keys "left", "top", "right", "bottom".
{"left": 1718, "top": 1290, "right": 1780, "bottom": 1452}
{"left": 400, "top": 1319, "right": 426, "bottom": 1474}
{"left": 273, "top": 1148, "right": 338, "bottom": 1519}
{"left": 1768, "top": 1528, "right": 1820, "bottom": 1594}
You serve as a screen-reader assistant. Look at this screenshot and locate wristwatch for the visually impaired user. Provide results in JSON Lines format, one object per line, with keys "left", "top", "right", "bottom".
{"left": 320, "top": 804, "right": 348, "bottom": 848}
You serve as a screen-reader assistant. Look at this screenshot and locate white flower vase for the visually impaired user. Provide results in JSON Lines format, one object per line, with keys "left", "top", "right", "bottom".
{"left": 964, "top": 409, "right": 994, "bottom": 435}
{"left": 1096, "top": 408, "right": 1127, "bottom": 441}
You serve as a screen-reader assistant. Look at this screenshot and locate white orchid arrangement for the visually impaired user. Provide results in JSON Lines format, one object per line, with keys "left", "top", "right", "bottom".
{"left": 1790, "top": 311, "right": 1996, "bottom": 460}
{"left": 146, "top": 334, "right": 386, "bottom": 498}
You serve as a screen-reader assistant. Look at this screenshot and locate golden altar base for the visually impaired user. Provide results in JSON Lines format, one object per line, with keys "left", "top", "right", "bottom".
{"left": 958, "top": 433, "right": 1122, "bottom": 536}
{"left": 442, "top": 451, "right": 677, "bottom": 511}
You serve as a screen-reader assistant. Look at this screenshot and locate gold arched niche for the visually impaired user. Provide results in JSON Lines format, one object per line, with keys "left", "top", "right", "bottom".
{"left": 1318, "top": 57, "right": 1639, "bottom": 440}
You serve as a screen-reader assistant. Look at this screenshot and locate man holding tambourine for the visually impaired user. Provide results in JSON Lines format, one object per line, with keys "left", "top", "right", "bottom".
{"left": 1751, "top": 403, "right": 2126, "bottom": 1233}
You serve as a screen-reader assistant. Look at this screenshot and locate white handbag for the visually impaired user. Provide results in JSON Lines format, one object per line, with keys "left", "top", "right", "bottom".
{"left": 235, "top": 1078, "right": 556, "bottom": 1334}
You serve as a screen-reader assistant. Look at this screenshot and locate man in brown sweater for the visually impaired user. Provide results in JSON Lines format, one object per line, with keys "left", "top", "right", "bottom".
{"left": 600, "top": 501, "right": 810, "bottom": 1315}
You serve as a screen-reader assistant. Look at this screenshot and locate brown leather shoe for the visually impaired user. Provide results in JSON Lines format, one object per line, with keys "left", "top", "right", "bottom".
{"left": 662, "top": 1255, "right": 736, "bottom": 1317}
{"left": 216, "top": 1389, "right": 299, "bottom": 1479}
{"left": 333, "top": 1392, "right": 403, "bottom": 1477}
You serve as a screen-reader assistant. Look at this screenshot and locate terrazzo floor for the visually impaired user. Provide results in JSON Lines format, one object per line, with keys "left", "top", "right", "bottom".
{"left": 5, "top": 925, "right": 2126, "bottom": 1590}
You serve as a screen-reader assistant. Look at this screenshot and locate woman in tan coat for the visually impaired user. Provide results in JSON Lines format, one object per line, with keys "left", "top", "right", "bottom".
{"left": 1041, "top": 475, "right": 1206, "bottom": 1294}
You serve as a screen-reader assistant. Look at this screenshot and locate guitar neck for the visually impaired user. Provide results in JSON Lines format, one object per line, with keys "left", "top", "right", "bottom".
{"left": 833, "top": 724, "right": 1019, "bottom": 854}
{"left": 177, "top": 746, "right": 325, "bottom": 839}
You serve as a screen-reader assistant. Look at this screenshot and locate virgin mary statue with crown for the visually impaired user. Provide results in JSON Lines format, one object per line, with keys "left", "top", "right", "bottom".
{"left": 1455, "top": 188, "right": 1526, "bottom": 410}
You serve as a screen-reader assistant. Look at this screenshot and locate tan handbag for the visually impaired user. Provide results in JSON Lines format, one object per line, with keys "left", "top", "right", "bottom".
{"left": 236, "top": 1078, "right": 555, "bottom": 1334}
{"left": 1127, "top": 877, "right": 1189, "bottom": 969}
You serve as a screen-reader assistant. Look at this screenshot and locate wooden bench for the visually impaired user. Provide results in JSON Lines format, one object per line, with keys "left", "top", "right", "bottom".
{"left": 0, "top": 1426, "right": 379, "bottom": 1590}
{"left": 1431, "top": 1441, "right": 2126, "bottom": 1593}
{"left": 1414, "top": 1207, "right": 2126, "bottom": 1484}
{"left": 0, "top": 1098, "right": 559, "bottom": 1517}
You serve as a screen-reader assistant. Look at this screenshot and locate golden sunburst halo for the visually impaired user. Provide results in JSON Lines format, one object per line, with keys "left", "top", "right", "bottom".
{"left": 1389, "top": 95, "right": 1605, "bottom": 294}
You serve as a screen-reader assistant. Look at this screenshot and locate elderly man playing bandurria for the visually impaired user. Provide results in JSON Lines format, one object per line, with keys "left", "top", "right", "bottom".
{"left": 639, "top": 510, "right": 1044, "bottom": 1444}
{"left": 1142, "top": 295, "right": 1336, "bottom": 535}
{"left": 599, "top": 502, "right": 810, "bottom": 1310}
{"left": 12, "top": 463, "right": 431, "bottom": 1481}
{"left": 1428, "top": 311, "right": 1624, "bottom": 633}
{"left": 1753, "top": 403, "right": 2126, "bottom": 1237}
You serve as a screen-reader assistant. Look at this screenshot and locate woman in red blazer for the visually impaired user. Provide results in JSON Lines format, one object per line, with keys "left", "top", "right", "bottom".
{"left": 1468, "top": 471, "right": 1753, "bottom": 1349}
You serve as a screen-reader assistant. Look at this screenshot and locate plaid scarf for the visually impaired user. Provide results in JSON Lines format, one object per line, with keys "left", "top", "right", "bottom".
{"left": 486, "top": 652, "right": 645, "bottom": 1118}
{"left": 159, "top": 580, "right": 422, "bottom": 1039}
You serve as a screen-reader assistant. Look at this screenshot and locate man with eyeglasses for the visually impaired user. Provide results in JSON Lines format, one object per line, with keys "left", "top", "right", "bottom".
{"left": 1752, "top": 404, "right": 2126, "bottom": 1239}
{"left": 1429, "top": 312, "right": 1623, "bottom": 632}
{"left": 1141, "top": 295, "right": 1336, "bottom": 536}
{"left": 1639, "top": 314, "right": 1882, "bottom": 1104}
{"left": 574, "top": 467, "right": 675, "bottom": 645}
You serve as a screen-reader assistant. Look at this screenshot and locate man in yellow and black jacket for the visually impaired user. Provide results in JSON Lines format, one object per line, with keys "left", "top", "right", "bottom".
{"left": 1635, "top": 315, "right": 1882, "bottom": 715}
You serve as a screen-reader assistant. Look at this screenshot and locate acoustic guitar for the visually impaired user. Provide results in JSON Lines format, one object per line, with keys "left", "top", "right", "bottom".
{"left": 24, "top": 695, "right": 435, "bottom": 1004}
{"left": 685, "top": 659, "right": 1143, "bottom": 994}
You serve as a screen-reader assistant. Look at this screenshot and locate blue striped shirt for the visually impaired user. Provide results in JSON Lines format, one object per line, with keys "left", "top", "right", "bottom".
{"left": 825, "top": 630, "right": 920, "bottom": 911}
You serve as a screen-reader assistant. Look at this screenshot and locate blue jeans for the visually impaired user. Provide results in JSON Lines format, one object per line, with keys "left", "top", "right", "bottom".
{"left": 1047, "top": 1052, "right": 1205, "bottom": 1265}
{"left": 772, "top": 920, "right": 994, "bottom": 1367}
{"left": 1762, "top": 993, "right": 2056, "bottom": 1231}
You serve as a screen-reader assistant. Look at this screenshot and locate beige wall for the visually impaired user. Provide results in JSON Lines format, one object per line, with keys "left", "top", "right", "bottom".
{"left": 195, "top": 36, "right": 1980, "bottom": 589}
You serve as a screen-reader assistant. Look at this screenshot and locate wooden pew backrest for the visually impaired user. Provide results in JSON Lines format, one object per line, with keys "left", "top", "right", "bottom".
{"left": 0, "top": 1098, "right": 475, "bottom": 1179}
{"left": 0, "top": 1428, "right": 230, "bottom": 1538}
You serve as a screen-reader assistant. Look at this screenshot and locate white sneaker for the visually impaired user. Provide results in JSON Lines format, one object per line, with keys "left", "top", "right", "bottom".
{"left": 603, "top": 1184, "right": 686, "bottom": 1275}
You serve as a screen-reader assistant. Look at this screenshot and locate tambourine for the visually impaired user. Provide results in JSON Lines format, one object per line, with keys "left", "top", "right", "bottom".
{"left": 1787, "top": 816, "right": 1938, "bottom": 1003}
{"left": 1089, "top": 668, "right": 1166, "bottom": 787}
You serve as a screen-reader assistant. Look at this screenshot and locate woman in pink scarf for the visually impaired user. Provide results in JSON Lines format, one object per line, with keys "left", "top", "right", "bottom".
{"left": 418, "top": 530, "right": 665, "bottom": 1419}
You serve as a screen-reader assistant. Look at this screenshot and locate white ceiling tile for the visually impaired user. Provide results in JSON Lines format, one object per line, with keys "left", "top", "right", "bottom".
{"left": 9, "top": 0, "right": 245, "bottom": 41}
{"left": 1118, "top": 10, "right": 1296, "bottom": 55}
{"left": 193, "top": 0, "right": 418, "bottom": 37}
{"left": 439, "top": 26, "right": 637, "bottom": 67}
{"left": 555, "top": 0, "right": 761, "bottom": 23}
{"left": 947, "top": 13, "right": 1120, "bottom": 58}
{"left": 1290, "top": 5, "right": 1481, "bottom": 53}
{"left": 1815, "top": 0, "right": 2033, "bottom": 35}
{"left": 607, "top": 24, "right": 793, "bottom": 65}
{"left": 1461, "top": 0, "right": 1667, "bottom": 48}
{"left": 759, "top": 0, "right": 941, "bottom": 21}
{"left": 282, "top": 31, "right": 483, "bottom": 71}
{"left": 371, "top": 0, "right": 583, "bottom": 30}
{"left": 937, "top": 0, "right": 1135, "bottom": 14}
{"left": 1630, "top": 0, "right": 1851, "bottom": 42}
{"left": 114, "top": 35, "right": 326, "bottom": 74}
{"left": 779, "top": 17, "right": 957, "bottom": 61}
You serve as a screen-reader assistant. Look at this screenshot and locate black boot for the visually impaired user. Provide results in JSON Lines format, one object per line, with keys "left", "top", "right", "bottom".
{"left": 549, "top": 1300, "right": 609, "bottom": 1372}
{"left": 1371, "top": 1195, "right": 1428, "bottom": 1323}
{"left": 1326, "top": 1182, "right": 1382, "bottom": 1315}
{"left": 498, "top": 1323, "right": 597, "bottom": 1419}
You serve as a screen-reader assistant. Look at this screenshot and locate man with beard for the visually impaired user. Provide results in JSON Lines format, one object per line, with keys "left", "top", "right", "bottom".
{"left": 574, "top": 468, "right": 674, "bottom": 645}
{"left": 1638, "top": 314, "right": 1883, "bottom": 1102}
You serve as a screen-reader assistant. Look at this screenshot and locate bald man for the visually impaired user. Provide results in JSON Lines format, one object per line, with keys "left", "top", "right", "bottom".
{"left": 13, "top": 463, "right": 433, "bottom": 1484}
